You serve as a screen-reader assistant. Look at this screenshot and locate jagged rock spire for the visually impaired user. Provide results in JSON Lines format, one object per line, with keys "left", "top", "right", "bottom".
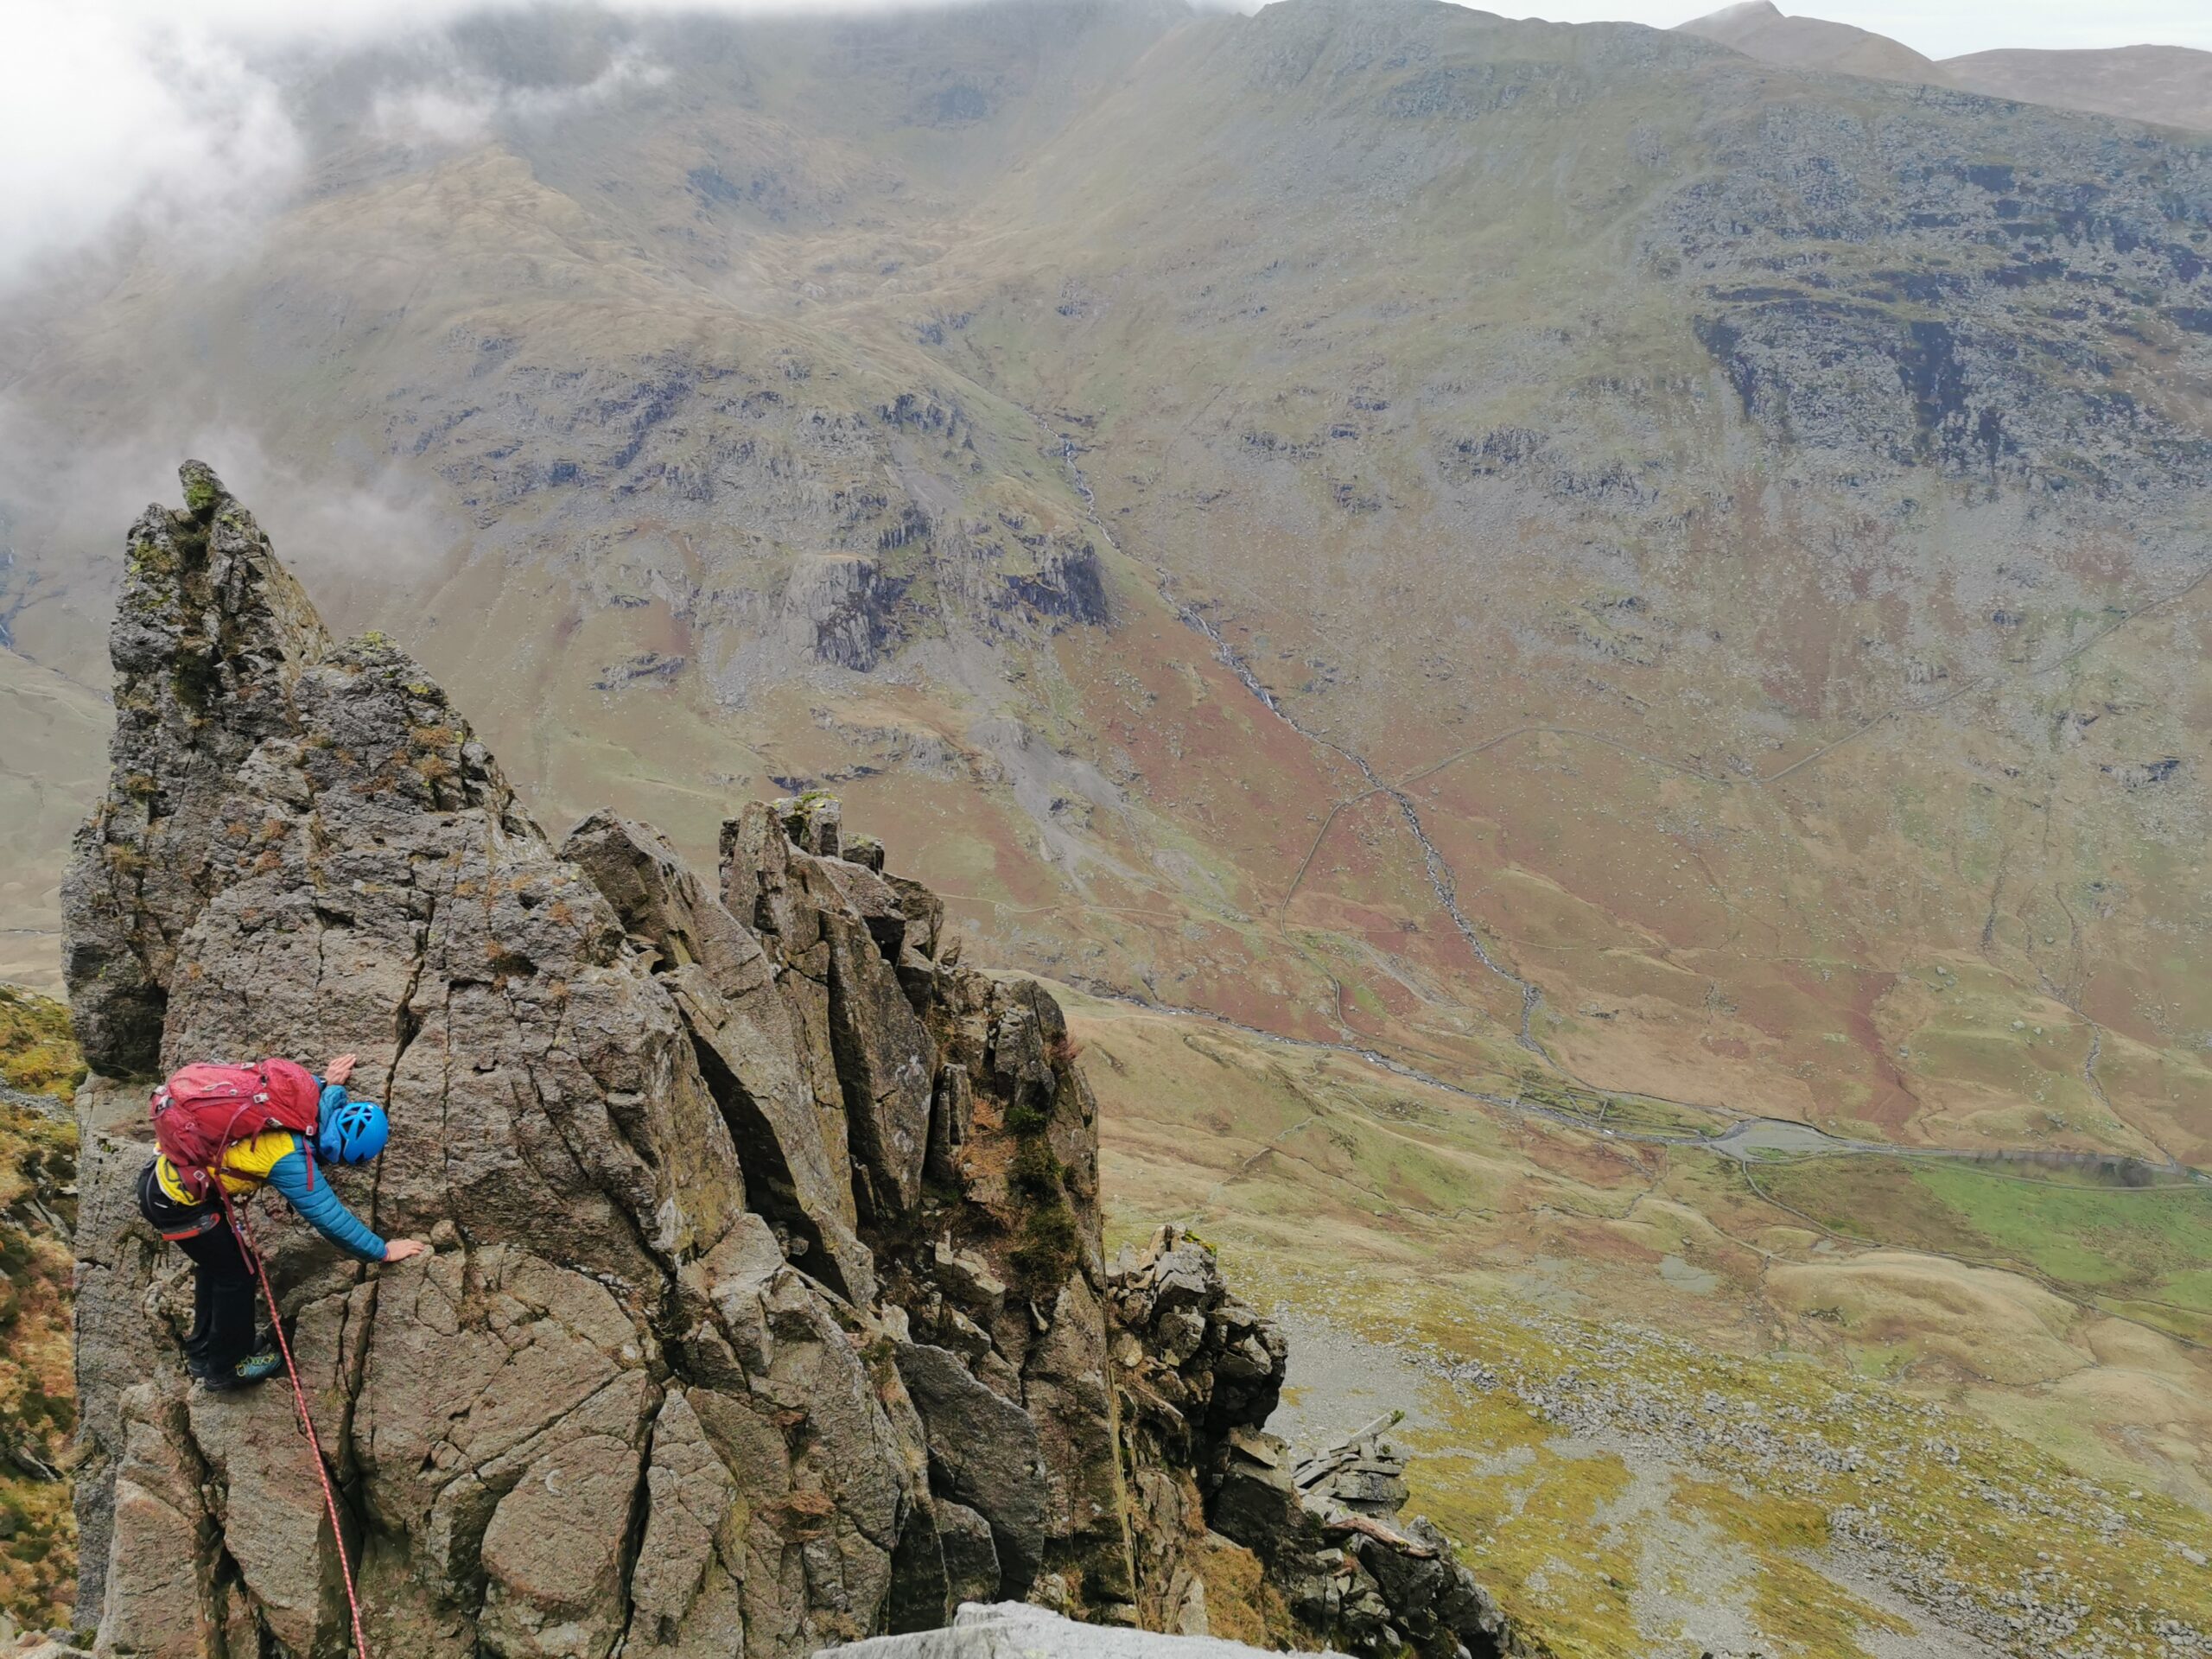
{"left": 63, "top": 462, "right": 334, "bottom": 1074}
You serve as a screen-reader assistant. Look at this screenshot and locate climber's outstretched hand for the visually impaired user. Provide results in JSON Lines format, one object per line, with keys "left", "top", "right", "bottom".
{"left": 324, "top": 1053, "right": 359, "bottom": 1087}
{"left": 383, "top": 1238, "right": 430, "bottom": 1263}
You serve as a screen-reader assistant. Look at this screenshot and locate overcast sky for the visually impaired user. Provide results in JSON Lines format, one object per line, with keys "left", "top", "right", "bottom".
{"left": 5, "top": 0, "right": 2209, "bottom": 296}
{"left": 18, "top": 0, "right": 2210, "bottom": 58}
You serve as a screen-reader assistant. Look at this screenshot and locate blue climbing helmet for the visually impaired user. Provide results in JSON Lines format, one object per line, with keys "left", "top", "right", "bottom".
{"left": 318, "top": 1097, "right": 390, "bottom": 1165}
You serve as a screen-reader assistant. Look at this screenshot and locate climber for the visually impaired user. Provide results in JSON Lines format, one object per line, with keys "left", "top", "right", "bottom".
{"left": 136, "top": 1053, "right": 430, "bottom": 1392}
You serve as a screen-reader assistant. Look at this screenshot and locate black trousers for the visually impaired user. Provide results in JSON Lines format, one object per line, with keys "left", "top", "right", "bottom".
{"left": 137, "top": 1160, "right": 262, "bottom": 1377}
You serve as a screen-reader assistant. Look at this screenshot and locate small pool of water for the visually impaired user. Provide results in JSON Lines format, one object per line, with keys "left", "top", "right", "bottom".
{"left": 1702, "top": 1117, "right": 1869, "bottom": 1160}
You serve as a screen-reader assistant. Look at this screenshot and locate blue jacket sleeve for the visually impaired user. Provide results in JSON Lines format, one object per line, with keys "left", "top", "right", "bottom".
{"left": 267, "top": 1141, "right": 387, "bottom": 1262}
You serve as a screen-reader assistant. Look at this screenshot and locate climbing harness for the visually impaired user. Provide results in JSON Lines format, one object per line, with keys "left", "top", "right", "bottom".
{"left": 216, "top": 1185, "right": 373, "bottom": 1659}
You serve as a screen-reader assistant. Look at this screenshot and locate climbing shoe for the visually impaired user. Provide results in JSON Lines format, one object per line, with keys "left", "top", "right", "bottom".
{"left": 200, "top": 1346, "right": 283, "bottom": 1393}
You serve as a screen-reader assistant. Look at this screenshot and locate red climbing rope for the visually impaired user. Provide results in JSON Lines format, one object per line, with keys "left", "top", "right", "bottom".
{"left": 218, "top": 1186, "right": 374, "bottom": 1659}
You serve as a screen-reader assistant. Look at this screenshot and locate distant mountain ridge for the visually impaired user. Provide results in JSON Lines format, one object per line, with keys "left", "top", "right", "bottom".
{"left": 8, "top": 0, "right": 2210, "bottom": 1181}
{"left": 1679, "top": 0, "right": 2212, "bottom": 130}
{"left": 1948, "top": 42, "right": 2212, "bottom": 131}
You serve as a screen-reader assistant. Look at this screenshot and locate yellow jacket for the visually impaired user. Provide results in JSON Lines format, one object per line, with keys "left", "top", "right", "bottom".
{"left": 155, "top": 1128, "right": 302, "bottom": 1204}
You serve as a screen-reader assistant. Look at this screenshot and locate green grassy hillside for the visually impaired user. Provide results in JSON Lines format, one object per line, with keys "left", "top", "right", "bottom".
{"left": 1758, "top": 1156, "right": 2212, "bottom": 1341}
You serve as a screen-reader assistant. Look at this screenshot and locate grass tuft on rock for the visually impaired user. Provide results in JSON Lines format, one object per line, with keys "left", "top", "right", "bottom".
{"left": 0, "top": 984, "right": 80, "bottom": 1628}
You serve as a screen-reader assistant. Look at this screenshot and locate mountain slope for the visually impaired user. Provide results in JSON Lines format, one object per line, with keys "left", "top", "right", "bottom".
{"left": 0, "top": 652, "right": 105, "bottom": 994}
{"left": 0, "top": 987, "right": 78, "bottom": 1630}
{"left": 1677, "top": 3, "right": 2212, "bottom": 136}
{"left": 1676, "top": 0, "right": 1948, "bottom": 85}
{"left": 7, "top": 0, "right": 2211, "bottom": 1160}
{"left": 937, "top": 0, "right": 2212, "bottom": 1161}
{"left": 1945, "top": 43, "right": 2212, "bottom": 133}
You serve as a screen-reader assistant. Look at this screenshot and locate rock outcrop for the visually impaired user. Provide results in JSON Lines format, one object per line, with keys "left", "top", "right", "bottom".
{"left": 1212, "top": 1421, "right": 1516, "bottom": 1659}
{"left": 64, "top": 467, "right": 1515, "bottom": 1659}
{"left": 61, "top": 460, "right": 334, "bottom": 1078}
{"left": 1109, "top": 1229, "right": 1518, "bottom": 1659}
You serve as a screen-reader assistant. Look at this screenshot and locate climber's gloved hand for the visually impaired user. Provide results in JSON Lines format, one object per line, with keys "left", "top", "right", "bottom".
{"left": 382, "top": 1238, "right": 430, "bottom": 1263}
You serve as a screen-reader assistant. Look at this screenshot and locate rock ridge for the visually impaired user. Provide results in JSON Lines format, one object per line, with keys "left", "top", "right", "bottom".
{"left": 65, "top": 466, "right": 1518, "bottom": 1659}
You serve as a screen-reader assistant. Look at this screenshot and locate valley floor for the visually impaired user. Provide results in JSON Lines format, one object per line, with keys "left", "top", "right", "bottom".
{"left": 1077, "top": 991, "right": 2212, "bottom": 1659}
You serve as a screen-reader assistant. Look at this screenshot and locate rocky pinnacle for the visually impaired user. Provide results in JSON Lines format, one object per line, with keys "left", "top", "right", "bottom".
{"left": 65, "top": 465, "right": 1518, "bottom": 1659}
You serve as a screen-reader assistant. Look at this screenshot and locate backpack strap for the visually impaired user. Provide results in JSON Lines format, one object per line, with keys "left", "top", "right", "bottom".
{"left": 163, "top": 1157, "right": 215, "bottom": 1205}
{"left": 255, "top": 1060, "right": 309, "bottom": 1188}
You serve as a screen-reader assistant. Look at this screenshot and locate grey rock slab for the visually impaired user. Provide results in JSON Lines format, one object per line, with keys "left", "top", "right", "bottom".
{"left": 893, "top": 1344, "right": 1048, "bottom": 1597}
{"left": 92, "top": 1383, "right": 217, "bottom": 1659}
{"left": 824, "top": 909, "right": 934, "bottom": 1218}
{"left": 937, "top": 1503, "right": 1001, "bottom": 1609}
{"left": 814, "top": 1601, "right": 1274, "bottom": 1658}
{"left": 564, "top": 810, "right": 875, "bottom": 1301}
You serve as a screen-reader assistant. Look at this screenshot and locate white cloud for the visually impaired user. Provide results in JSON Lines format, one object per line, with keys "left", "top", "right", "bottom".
{"left": 0, "top": 393, "right": 455, "bottom": 598}
{"left": 0, "top": 14, "right": 300, "bottom": 291}
{"left": 35, "top": 0, "right": 984, "bottom": 44}
{"left": 372, "top": 83, "right": 506, "bottom": 146}
{"left": 0, "top": 0, "right": 938, "bottom": 296}
{"left": 369, "top": 44, "right": 669, "bottom": 147}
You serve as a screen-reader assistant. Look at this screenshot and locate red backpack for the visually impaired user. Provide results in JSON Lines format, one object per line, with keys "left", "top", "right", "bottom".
{"left": 151, "top": 1058, "right": 323, "bottom": 1202}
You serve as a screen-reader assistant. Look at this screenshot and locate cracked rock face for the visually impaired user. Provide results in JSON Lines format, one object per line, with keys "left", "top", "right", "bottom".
{"left": 67, "top": 466, "right": 1516, "bottom": 1659}
{"left": 65, "top": 467, "right": 1134, "bottom": 1659}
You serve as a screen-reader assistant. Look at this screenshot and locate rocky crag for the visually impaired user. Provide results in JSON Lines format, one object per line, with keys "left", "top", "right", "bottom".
{"left": 61, "top": 467, "right": 1518, "bottom": 1659}
{"left": 1106, "top": 1232, "right": 1514, "bottom": 1659}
